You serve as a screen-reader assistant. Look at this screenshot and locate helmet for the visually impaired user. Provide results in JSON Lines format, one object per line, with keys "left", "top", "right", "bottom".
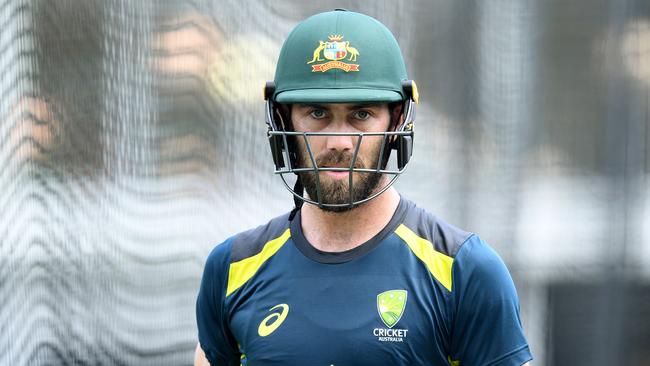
{"left": 264, "top": 9, "right": 419, "bottom": 210}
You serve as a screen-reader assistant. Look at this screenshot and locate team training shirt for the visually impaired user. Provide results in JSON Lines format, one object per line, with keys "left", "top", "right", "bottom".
{"left": 196, "top": 197, "right": 533, "bottom": 365}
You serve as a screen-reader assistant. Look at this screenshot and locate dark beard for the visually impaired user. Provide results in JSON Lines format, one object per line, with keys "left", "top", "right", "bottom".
{"left": 297, "top": 149, "right": 383, "bottom": 212}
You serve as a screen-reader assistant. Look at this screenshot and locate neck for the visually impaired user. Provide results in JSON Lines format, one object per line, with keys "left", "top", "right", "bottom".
{"left": 299, "top": 181, "right": 401, "bottom": 253}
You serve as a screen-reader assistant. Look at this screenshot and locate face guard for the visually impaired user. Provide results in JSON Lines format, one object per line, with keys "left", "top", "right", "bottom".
{"left": 264, "top": 80, "right": 418, "bottom": 211}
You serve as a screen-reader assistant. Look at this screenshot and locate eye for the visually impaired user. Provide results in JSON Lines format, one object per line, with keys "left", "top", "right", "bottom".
{"left": 353, "top": 110, "right": 371, "bottom": 120}
{"left": 309, "top": 109, "right": 327, "bottom": 119}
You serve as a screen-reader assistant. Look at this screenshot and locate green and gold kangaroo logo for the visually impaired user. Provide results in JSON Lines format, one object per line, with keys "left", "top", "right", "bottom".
{"left": 307, "top": 35, "right": 360, "bottom": 72}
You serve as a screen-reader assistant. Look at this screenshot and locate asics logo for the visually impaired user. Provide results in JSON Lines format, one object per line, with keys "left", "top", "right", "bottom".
{"left": 258, "top": 303, "right": 289, "bottom": 337}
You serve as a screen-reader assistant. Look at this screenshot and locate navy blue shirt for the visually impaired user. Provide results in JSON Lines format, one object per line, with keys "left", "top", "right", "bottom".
{"left": 196, "top": 197, "right": 532, "bottom": 365}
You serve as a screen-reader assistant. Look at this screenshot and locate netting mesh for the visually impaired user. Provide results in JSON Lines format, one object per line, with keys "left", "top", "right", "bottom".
{"left": 1, "top": 0, "right": 649, "bottom": 365}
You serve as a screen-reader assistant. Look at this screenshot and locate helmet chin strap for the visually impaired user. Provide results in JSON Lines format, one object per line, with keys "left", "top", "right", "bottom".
{"left": 289, "top": 176, "right": 304, "bottom": 220}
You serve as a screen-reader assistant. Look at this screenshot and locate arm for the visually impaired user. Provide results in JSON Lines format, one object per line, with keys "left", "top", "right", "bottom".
{"left": 196, "top": 241, "right": 240, "bottom": 365}
{"left": 448, "top": 236, "right": 533, "bottom": 366}
{"left": 194, "top": 343, "right": 211, "bottom": 366}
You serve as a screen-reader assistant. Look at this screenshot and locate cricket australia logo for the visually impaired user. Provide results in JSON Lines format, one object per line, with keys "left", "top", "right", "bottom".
{"left": 373, "top": 290, "right": 409, "bottom": 342}
{"left": 307, "top": 35, "right": 360, "bottom": 72}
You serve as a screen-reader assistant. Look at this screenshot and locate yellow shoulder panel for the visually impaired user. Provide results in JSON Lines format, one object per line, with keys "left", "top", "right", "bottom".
{"left": 394, "top": 224, "right": 454, "bottom": 292}
{"left": 226, "top": 229, "right": 291, "bottom": 297}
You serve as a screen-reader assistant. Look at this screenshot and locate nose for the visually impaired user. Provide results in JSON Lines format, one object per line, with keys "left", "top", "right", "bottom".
{"left": 323, "top": 118, "right": 356, "bottom": 152}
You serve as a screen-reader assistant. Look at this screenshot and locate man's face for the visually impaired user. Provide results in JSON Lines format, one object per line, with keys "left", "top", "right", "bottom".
{"left": 290, "top": 103, "right": 392, "bottom": 212}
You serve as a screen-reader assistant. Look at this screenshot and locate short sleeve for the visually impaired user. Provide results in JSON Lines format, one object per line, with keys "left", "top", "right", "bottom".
{"left": 449, "top": 236, "right": 533, "bottom": 366}
{"left": 196, "top": 240, "right": 241, "bottom": 366}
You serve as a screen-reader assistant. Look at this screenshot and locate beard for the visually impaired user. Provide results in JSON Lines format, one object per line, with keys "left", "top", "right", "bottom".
{"left": 296, "top": 142, "right": 385, "bottom": 213}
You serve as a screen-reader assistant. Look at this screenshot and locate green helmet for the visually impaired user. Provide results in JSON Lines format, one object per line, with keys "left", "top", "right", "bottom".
{"left": 264, "top": 9, "right": 418, "bottom": 210}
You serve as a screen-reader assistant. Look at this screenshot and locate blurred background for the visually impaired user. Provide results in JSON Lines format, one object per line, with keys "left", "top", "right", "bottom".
{"left": 0, "top": 0, "right": 648, "bottom": 365}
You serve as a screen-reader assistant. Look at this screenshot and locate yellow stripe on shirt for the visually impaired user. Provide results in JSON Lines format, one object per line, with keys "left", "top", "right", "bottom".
{"left": 226, "top": 229, "right": 291, "bottom": 297}
{"left": 447, "top": 355, "right": 460, "bottom": 366}
{"left": 395, "top": 224, "right": 454, "bottom": 292}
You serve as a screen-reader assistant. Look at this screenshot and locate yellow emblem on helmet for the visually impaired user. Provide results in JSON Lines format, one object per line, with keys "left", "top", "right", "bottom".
{"left": 307, "top": 35, "right": 360, "bottom": 72}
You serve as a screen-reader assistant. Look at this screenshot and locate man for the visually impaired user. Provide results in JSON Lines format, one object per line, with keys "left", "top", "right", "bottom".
{"left": 196, "top": 9, "right": 532, "bottom": 366}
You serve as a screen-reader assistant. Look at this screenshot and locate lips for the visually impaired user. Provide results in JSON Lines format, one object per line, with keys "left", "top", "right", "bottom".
{"left": 318, "top": 164, "right": 351, "bottom": 179}
{"left": 321, "top": 165, "right": 351, "bottom": 169}
{"left": 324, "top": 170, "right": 350, "bottom": 180}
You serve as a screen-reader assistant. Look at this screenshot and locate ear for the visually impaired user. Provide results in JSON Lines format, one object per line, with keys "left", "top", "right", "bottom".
{"left": 275, "top": 103, "right": 293, "bottom": 131}
{"left": 389, "top": 102, "right": 404, "bottom": 131}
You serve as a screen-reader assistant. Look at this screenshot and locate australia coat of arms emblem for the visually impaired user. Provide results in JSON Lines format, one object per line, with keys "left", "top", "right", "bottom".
{"left": 307, "top": 35, "right": 360, "bottom": 72}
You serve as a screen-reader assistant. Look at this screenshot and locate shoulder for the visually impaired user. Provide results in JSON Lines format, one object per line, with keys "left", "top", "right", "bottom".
{"left": 204, "top": 212, "right": 292, "bottom": 266}
{"left": 392, "top": 198, "right": 474, "bottom": 292}
{"left": 397, "top": 198, "right": 473, "bottom": 259}
{"left": 202, "top": 211, "right": 292, "bottom": 281}
{"left": 452, "top": 235, "right": 515, "bottom": 293}
{"left": 228, "top": 211, "right": 292, "bottom": 263}
{"left": 394, "top": 198, "right": 514, "bottom": 294}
